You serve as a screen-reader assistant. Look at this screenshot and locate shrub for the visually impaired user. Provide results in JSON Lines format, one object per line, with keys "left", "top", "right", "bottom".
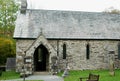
{"left": 0, "top": 70, "right": 2, "bottom": 76}
{"left": 0, "top": 37, "right": 16, "bottom": 65}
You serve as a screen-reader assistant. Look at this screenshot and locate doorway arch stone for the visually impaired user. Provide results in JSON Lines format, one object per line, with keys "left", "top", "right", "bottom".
{"left": 25, "top": 34, "right": 56, "bottom": 74}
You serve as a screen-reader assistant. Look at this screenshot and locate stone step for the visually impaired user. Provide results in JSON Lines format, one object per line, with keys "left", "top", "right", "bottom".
{"left": 33, "top": 72, "right": 51, "bottom": 75}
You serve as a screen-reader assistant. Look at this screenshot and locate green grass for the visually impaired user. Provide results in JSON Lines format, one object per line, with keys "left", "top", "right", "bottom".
{"left": 1, "top": 70, "right": 120, "bottom": 81}
{"left": 0, "top": 71, "right": 43, "bottom": 81}
{"left": 58, "top": 69, "right": 120, "bottom": 81}
{"left": 0, "top": 71, "right": 20, "bottom": 80}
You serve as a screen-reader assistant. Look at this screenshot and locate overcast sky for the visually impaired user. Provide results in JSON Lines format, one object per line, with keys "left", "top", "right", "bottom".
{"left": 27, "top": 0, "right": 120, "bottom": 12}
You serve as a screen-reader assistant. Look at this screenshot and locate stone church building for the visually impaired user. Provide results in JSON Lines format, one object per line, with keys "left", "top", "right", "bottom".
{"left": 14, "top": 1, "right": 120, "bottom": 75}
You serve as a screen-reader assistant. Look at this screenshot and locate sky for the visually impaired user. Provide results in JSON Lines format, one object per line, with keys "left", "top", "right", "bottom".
{"left": 27, "top": 0, "right": 120, "bottom": 12}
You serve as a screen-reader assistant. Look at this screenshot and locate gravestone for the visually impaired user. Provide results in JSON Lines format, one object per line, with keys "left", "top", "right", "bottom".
{"left": 62, "top": 65, "right": 70, "bottom": 78}
{"left": 108, "top": 51, "right": 115, "bottom": 76}
{"left": 6, "top": 58, "right": 16, "bottom": 71}
{"left": 109, "top": 59, "right": 115, "bottom": 76}
{"left": 51, "top": 56, "right": 58, "bottom": 75}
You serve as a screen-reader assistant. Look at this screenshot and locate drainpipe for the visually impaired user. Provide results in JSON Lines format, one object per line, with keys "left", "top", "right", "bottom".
{"left": 57, "top": 40, "right": 59, "bottom": 56}
{"left": 57, "top": 40, "right": 60, "bottom": 72}
{"left": 23, "top": 51, "right": 26, "bottom": 81}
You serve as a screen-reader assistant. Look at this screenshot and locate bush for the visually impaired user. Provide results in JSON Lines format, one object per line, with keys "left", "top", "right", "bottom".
{"left": 0, "top": 70, "right": 2, "bottom": 76}
{"left": 0, "top": 66, "right": 5, "bottom": 71}
{"left": 0, "top": 37, "right": 16, "bottom": 65}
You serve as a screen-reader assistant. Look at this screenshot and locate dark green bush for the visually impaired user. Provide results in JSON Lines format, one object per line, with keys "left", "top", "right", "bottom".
{"left": 0, "top": 70, "right": 2, "bottom": 76}
{"left": 0, "top": 37, "right": 16, "bottom": 65}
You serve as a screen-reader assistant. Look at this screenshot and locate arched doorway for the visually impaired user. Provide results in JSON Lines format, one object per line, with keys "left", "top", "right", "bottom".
{"left": 34, "top": 44, "right": 49, "bottom": 71}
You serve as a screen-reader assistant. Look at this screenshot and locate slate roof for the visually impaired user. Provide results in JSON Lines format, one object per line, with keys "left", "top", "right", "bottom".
{"left": 14, "top": 9, "right": 120, "bottom": 39}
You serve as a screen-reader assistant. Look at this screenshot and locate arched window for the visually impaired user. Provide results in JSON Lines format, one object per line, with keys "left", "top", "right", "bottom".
{"left": 118, "top": 43, "right": 120, "bottom": 60}
{"left": 86, "top": 43, "right": 90, "bottom": 59}
{"left": 63, "top": 43, "right": 66, "bottom": 59}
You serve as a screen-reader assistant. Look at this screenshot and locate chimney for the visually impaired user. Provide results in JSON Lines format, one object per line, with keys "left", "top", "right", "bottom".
{"left": 20, "top": 0, "right": 27, "bottom": 14}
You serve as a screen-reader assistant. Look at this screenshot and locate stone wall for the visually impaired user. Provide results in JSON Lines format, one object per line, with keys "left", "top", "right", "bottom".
{"left": 16, "top": 39, "right": 34, "bottom": 74}
{"left": 16, "top": 39, "right": 120, "bottom": 75}
{"left": 49, "top": 40, "right": 120, "bottom": 70}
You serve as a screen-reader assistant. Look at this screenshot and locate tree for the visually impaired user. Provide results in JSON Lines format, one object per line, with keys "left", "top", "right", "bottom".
{"left": 103, "top": 7, "right": 120, "bottom": 14}
{"left": 0, "top": 38, "right": 16, "bottom": 65}
{"left": 0, "top": 0, "right": 19, "bottom": 36}
{"left": 0, "top": 0, "right": 18, "bottom": 65}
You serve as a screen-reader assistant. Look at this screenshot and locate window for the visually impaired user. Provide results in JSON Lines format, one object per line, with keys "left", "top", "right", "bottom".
{"left": 86, "top": 43, "right": 90, "bottom": 59}
{"left": 38, "top": 48, "right": 42, "bottom": 62}
{"left": 118, "top": 43, "right": 120, "bottom": 60}
{"left": 63, "top": 43, "right": 66, "bottom": 59}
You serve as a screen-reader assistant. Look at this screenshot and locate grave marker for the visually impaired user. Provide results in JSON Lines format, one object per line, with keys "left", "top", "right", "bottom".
{"left": 6, "top": 58, "right": 16, "bottom": 71}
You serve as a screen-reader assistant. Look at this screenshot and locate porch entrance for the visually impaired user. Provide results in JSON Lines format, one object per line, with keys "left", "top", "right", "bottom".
{"left": 34, "top": 44, "right": 49, "bottom": 71}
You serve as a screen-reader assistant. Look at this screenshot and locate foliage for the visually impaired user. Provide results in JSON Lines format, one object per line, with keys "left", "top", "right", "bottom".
{"left": 0, "top": 0, "right": 18, "bottom": 65}
{"left": 58, "top": 69, "right": 120, "bottom": 81}
{"left": 103, "top": 7, "right": 120, "bottom": 14}
{"left": 0, "top": 0, "right": 19, "bottom": 36}
{"left": 0, "top": 70, "right": 2, "bottom": 76}
{"left": 0, "top": 37, "right": 16, "bottom": 65}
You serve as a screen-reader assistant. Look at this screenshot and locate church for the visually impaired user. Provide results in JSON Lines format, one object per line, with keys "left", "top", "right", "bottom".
{"left": 14, "top": 0, "right": 120, "bottom": 75}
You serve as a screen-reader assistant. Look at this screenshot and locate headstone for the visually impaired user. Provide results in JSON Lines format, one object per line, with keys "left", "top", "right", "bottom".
{"left": 109, "top": 59, "right": 115, "bottom": 76}
{"left": 6, "top": 58, "right": 16, "bottom": 71}
{"left": 51, "top": 56, "right": 58, "bottom": 75}
{"left": 109, "top": 51, "right": 115, "bottom": 76}
{"left": 62, "top": 65, "right": 70, "bottom": 78}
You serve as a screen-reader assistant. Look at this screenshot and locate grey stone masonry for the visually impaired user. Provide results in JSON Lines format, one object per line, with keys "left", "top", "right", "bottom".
{"left": 49, "top": 40, "right": 120, "bottom": 70}
{"left": 16, "top": 38, "right": 120, "bottom": 75}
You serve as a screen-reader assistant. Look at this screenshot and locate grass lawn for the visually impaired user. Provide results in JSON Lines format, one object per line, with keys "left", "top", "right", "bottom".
{"left": 1, "top": 70, "right": 120, "bottom": 81}
{"left": 0, "top": 71, "right": 20, "bottom": 80}
{"left": 58, "top": 69, "right": 120, "bottom": 81}
{"left": 0, "top": 71, "right": 43, "bottom": 81}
